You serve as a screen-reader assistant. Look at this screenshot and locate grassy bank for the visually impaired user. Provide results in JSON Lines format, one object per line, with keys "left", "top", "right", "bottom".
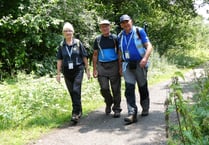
{"left": 0, "top": 47, "right": 208, "bottom": 145}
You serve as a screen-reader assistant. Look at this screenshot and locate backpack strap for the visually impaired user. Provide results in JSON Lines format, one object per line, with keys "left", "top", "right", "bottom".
{"left": 136, "top": 27, "right": 141, "bottom": 40}
{"left": 60, "top": 40, "right": 64, "bottom": 47}
{"left": 96, "top": 35, "right": 104, "bottom": 58}
{"left": 109, "top": 34, "right": 118, "bottom": 53}
{"left": 74, "top": 38, "right": 80, "bottom": 48}
{"left": 136, "top": 27, "right": 147, "bottom": 49}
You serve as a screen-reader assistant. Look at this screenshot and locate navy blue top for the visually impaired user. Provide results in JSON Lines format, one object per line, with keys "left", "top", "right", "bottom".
{"left": 93, "top": 34, "right": 118, "bottom": 62}
{"left": 57, "top": 39, "right": 88, "bottom": 68}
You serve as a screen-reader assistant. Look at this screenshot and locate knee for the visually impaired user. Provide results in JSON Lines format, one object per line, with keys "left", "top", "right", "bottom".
{"left": 100, "top": 88, "right": 110, "bottom": 94}
{"left": 125, "top": 82, "right": 135, "bottom": 97}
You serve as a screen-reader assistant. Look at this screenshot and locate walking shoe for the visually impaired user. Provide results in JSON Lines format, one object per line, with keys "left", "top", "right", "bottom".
{"left": 105, "top": 105, "right": 111, "bottom": 115}
{"left": 124, "top": 114, "right": 137, "bottom": 124}
{"left": 71, "top": 114, "right": 78, "bottom": 124}
{"left": 141, "top": 109, "right": 149, "bottom": 116}
{"left": 113, "top": 112, "right": 120, "bottom": 118}
{"left": 77, "top": 112, "right": 82, "bottom": 118}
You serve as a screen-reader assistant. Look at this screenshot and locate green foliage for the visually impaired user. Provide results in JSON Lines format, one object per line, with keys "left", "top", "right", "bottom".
{"left": 0, "top": 0, "right": 100, "bottom": 79}
{"left": 0, "top": 0, "right": 209, "bottom": 79}
{"left": 0, "top": 73, "right": 103, "bottom": 130}
{"left": 166, "top": 63, "right": 209, "bottom": 144}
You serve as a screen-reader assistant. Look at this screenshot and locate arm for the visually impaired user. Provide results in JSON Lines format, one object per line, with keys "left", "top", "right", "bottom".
{"left": 138, "top": 28, "right": 153, "bottom": 68}
{"left": 118, "top": 50, "right": 123, "bottom": 76}
{"left": 92, "top": 50, "right": 98, "bottom": 78}
{"left": 83, "top": 57, "right": 90, "bottom": 80}
{"left": 140, "top": 42, "right": 153, "bottom": 68}
{"left": 115, "top": 35, "right": 122, "bottom": 76}
{"left": 56, "top": 60, "right": 62, "bottom": 83}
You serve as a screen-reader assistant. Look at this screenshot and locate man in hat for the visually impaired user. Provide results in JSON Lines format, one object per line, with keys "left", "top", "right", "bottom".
{"left": 118, "top": 14, "right": 153, "bottom": 124}
{"left": 92, "top": 20, "right": 122, "bottom": 118}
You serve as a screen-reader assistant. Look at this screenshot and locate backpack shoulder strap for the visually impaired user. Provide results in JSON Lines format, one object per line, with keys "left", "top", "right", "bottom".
{"left": 135, "top": 27, "right": 142, "bottom": 39}
{"left": 135, "top": 27, "right": 147, "bottom": 49}
{"left": 60, "top": 40, "right": 64, "bottom": 47}
{"left": 96, "top": 35, "right": 102, "bottom": 50}
{"left": 74, "top": 38, "right": 80, "bottom": 47}
{"left": 118, "top": 31, "right": 123, "bottom": 39}
{"left": 110, "top": 34, "right": 118, "bottom": 53}
{"left": 96, "top": 35, "right": 104, "bottom": 58}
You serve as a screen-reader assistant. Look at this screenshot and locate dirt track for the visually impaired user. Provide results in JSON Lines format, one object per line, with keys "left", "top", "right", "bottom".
{"left": 29, "top": 66, "right": 205, "bottom": 145}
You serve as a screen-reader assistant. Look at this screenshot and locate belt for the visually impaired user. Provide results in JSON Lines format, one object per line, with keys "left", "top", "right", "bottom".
{"left": 99, "top": 59, "right": 118, "bottom": 64}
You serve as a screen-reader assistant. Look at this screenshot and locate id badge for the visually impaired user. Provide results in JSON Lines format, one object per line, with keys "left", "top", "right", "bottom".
{"left": 68, "top": 62, "right": 74, "bottom": 69}
{"left": 125, "top": 50, "right": 130, "bottom": 59}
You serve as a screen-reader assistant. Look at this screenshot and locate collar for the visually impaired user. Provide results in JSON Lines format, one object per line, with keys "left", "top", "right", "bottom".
{"left": 63, "top": 39, "right": 76, "bottom": 46}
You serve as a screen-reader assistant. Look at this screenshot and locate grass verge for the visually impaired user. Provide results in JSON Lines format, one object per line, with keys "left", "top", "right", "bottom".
{"left": 0, "top": 48, "right": 208, "bottom": 145}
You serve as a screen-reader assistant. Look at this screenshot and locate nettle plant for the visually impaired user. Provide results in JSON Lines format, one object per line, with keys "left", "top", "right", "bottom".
{"left": 165, "top": 64, "right": 209, "bottom": 145}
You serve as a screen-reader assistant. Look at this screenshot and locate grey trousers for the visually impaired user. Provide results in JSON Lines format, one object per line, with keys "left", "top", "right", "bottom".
{"left": 123, "top": 62, "right": 150, "bottom": 115}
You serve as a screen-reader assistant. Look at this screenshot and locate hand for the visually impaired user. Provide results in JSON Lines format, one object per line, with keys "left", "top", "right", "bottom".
{"left": 56, "top": 74, "right": 61, "bottom": 83}
{"left": 93, "top": 69, "right": 98, "bottom": 78}
{"left": 140, "top": 58, "right": 148, "bottom": 68}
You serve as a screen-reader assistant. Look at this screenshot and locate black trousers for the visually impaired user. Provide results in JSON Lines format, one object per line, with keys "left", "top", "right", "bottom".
{"left": 63, "top": 65, "right": 84, "bottom": 115}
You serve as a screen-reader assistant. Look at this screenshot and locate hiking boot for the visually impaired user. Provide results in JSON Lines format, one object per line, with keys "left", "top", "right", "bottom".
{"left": 124, "top": 114, "right": 137, "bottom": 124}
{"left": 105, "top": 105, "right": 111, "bottom": 115}
{"left": 71, "top": 114, "right": 79, "bottom": 123}
{"left": 71, "top": 112, "right": 82, "bottom": 122}
{"left": 141, "top": 109, "right": 149, "bottom": 116}
{"left": 113, "top": 111, "right": 120, "bottom": 118}
{"left": 77, "top": 112, "right": 82, "bottom": 118}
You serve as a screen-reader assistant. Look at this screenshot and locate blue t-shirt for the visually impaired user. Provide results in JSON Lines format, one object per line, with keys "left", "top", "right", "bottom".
{"left": 93, "top": 34, "right": 118, "bottom": 62}
{"left": 119, "top": 26, "right": 149, "bottom": 61}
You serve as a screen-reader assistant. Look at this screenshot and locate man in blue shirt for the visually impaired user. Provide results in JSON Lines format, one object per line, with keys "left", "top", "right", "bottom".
{"left": 93, "top": 20, "right": 122, "bottom": 118}
{"left": 118, "top": 15, "right": 153, "bottom": 124}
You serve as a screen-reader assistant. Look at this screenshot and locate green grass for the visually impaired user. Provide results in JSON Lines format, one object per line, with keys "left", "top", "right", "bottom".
{"left": 0, "top": 47, "right": 208, "bottom": 145}
{"left": 0, "top": 73, "right": 104, "bottom": 145}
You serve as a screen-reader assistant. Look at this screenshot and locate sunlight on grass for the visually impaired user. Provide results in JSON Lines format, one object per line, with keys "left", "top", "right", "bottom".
{"left": 0, "top": 127, "right": 50, "bottom": 145}
{"left": 0, "top": 48, "right": 208, "bottom": 145}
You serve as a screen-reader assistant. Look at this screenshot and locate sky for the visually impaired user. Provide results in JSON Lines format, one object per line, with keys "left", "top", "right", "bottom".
{"left": 194, "top": 0, "right": 209, "bottom": 22}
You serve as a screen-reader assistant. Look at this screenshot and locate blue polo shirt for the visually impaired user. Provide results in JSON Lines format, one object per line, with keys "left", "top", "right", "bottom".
{"left": 120, "top": 26, "right": 149, "bottom": 61}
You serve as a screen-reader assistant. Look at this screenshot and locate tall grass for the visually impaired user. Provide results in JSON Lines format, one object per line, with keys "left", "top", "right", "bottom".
{"left": 0, "top": 33, "right": 208, "bottom": 144}
{"left": 0, "top": 73, "right": 103, "bottom": 145}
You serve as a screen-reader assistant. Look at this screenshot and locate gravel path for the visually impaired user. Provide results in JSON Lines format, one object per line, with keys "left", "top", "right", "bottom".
{"left": 29, "top": 66, "right": 205, "bottom": 145}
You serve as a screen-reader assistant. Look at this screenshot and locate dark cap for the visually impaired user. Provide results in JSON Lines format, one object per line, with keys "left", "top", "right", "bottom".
{"left": 120, "top": 14, "right": 131, "bottom": 23}
{"left": 99, "top": 20, "right": 110, "bottom": 25}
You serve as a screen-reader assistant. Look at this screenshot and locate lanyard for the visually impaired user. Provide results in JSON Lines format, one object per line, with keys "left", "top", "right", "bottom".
{"left": 65, "top": 45, "right": 73, "bottom": 60}
{"left": 124, "top": 31, "right": 133, "bottom": 50}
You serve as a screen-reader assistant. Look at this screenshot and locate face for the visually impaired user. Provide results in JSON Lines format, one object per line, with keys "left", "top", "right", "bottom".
{"left": 120, "top": 20, "right": 133, "bottom": 32}
{"left": 100, "top": 24, "right": 110, "bottom": 36}
{"left": 63, "top": 29, "right": 73, "bottom": 39}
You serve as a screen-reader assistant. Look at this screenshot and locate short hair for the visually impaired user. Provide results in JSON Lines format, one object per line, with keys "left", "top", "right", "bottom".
{"left": 62, "top": 22, "right": 74, "bottom": 33}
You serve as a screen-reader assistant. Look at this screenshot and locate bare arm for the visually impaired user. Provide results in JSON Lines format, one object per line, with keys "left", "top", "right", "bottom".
{"left": 92, "top": 50, "right": 98, "bottom": 78}
{"left": 118, "top": 50, "right": 123, "bottom": 76}
{"left": 83, "top": 57, "right": 90, "bottom": 79}
{"left": 56, "top": 60, "right": 62, "bottom": 83}
{"left": 140, "top": 42, "right": 153, "bottom": 68}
